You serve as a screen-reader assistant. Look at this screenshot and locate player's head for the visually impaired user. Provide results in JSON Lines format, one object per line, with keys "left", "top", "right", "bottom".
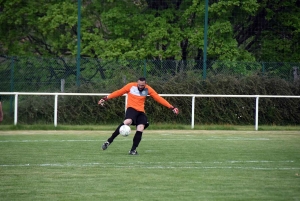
{"left": 137, "top": 77, "right": 146, "bottom": 91}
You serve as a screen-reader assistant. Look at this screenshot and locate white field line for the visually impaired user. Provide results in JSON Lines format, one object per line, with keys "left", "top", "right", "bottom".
{"left": 0, "top": 137, "right": 270, "bottom": 143}
{"left": 0, "top": 161, "right": 295, "bottom": 165}
{"left": 0, "top": 161, "right": 299, "bottom": 170}
{"left": 0, "top": 140, "right": 102, "bottom": 142}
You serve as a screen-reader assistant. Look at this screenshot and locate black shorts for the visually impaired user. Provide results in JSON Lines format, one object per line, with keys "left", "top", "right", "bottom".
{"left": 125, "top": 107, "right": 149, "bottom": 129}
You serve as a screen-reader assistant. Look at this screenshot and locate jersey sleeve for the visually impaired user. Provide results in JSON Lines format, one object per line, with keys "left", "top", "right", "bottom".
{"left": 148, "top": 86, "right": 173, "bottom": 109}
{"left": 107, "top": 83, "right": 132, "bottom": 99}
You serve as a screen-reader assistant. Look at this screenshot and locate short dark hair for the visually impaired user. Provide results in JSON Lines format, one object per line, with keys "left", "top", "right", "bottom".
{"left": 138, "top": 77, "right": 146, "bottom": 82}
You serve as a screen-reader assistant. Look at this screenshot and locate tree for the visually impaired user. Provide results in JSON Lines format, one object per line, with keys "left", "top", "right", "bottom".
{"left": 232, "top": 0, "right": 300, "bottom": 62}
{"left": 0, "top": 0, "right": 299, "bottom": 62}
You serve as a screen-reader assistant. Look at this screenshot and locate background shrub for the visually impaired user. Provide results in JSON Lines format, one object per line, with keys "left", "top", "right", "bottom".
{"left": 18, "top": 73, "right": 300, "bottom": 125}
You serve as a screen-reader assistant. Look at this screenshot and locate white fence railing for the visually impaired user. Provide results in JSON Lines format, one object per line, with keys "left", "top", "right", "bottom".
{"left": 1, "top": 92, "right": 300, "bottom": 130}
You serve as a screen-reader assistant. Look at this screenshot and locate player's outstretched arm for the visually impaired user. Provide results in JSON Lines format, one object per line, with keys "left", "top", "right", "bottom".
{"left": 148, "top": 86, "right": 179, "bottom": 114}
{"left": 98, "top": 83, "right": 132, "bottom": 106}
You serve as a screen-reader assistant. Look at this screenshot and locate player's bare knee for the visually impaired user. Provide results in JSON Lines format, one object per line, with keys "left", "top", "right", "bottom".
{"left": 123, "top": 119, "right": 132, "bottom": 125}
{"left": 136, "top": 124, "right": 145, "bottom": 132}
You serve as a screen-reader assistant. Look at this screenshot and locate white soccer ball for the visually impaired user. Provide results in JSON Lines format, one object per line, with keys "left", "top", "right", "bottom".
{"left": 119, "top": 125, "right": 131, "bottom": 137}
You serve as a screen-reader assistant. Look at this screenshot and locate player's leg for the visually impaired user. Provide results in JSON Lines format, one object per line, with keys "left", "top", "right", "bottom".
{"left": 102, "top": 107, "right": 136, "bottom": 150}
{"left": 129, "top": 124, "right": 144, "bottom": 155}
{"left": 107, "top": 118, "right": 132, "bottom": 143}
{"left": 129, "top": 113, "right": 149, "bottom": 155}
{"left": 101, "top": 119, "right": 133, "bottom": 150}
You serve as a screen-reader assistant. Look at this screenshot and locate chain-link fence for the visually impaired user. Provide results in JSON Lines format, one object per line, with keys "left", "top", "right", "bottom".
{"left": 0, "top": 56, "right": 299, "bottom": 93}
{"left": 0, "top": 57, "right": 296, "bottom": 91}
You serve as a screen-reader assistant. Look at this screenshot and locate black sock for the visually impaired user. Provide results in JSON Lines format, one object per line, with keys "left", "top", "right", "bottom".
{"left": 107, "top": 123, "right": 124, "bottom": 143}
{"left": 131, "top": 131, "right": 143, "bottom": 151}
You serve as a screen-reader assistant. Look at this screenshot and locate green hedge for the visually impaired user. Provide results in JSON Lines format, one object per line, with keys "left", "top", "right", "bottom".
{"left": 17, "top": 74, "right": 300, "bottom": 125}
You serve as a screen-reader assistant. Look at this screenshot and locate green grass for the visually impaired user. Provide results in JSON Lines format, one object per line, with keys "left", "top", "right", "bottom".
{"left": 0, "top": 130, "right": 299, "bottom": 201}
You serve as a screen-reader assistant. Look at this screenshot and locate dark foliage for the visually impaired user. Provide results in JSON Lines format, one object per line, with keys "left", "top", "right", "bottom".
{"left": 18, "top": 74, "right": 300, "bottom": 125}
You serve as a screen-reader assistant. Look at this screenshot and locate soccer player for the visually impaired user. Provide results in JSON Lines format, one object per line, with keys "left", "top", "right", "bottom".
{"left": 98, "top": 77, "right": 179, "bottom": 155}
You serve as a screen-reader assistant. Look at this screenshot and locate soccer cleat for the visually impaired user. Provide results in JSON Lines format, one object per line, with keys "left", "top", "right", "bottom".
{"left": 129, "top": 150, "right": 138, "bottom": 155}
{"left": 101, "top": 141, "right": 110, "bottom": 150}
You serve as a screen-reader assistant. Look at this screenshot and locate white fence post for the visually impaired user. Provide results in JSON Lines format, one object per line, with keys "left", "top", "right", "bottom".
{"left": 54, "top": 94, "right": 58, "bottom": 127}
{"left": 125, "top": 94, "right": 128, "bottom": 114}
{"left": 191, "top": 96, "right": 195, "bottom": 129}
{"left": 255, "top": 96, "right": 259, "bottom": 131}
{"left": 14, "top": 93, "right": 18, "bottom": 125}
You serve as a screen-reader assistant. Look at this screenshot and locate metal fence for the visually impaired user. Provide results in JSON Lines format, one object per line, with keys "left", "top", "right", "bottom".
{"left": 0, "top": 56, "right": 299, "bottom": 93}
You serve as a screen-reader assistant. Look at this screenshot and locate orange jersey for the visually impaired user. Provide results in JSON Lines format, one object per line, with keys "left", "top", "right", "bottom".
{"left": 107, "top": 82, "right": 173, "bottom": 112}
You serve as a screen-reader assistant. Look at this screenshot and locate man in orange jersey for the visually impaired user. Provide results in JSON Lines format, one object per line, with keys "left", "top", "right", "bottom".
{"left": 98, "top": 77, "right": 179, "bottom": 155}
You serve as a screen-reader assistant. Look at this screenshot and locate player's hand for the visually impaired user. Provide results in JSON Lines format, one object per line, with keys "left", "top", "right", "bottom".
{"left": 170, "top": 106, "right": 179, "bottom": 115}
{"left": 98, "top": 96, "right": 108, "bottom": 106}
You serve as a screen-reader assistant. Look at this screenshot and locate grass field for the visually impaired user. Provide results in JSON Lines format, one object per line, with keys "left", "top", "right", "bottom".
{"left": 0, "top": 130, "right": 299, "bottom": 201}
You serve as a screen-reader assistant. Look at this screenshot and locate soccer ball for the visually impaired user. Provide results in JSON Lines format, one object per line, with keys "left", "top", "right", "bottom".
{"left": 119, "top": 125, "right": 131, "bottom": 137}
